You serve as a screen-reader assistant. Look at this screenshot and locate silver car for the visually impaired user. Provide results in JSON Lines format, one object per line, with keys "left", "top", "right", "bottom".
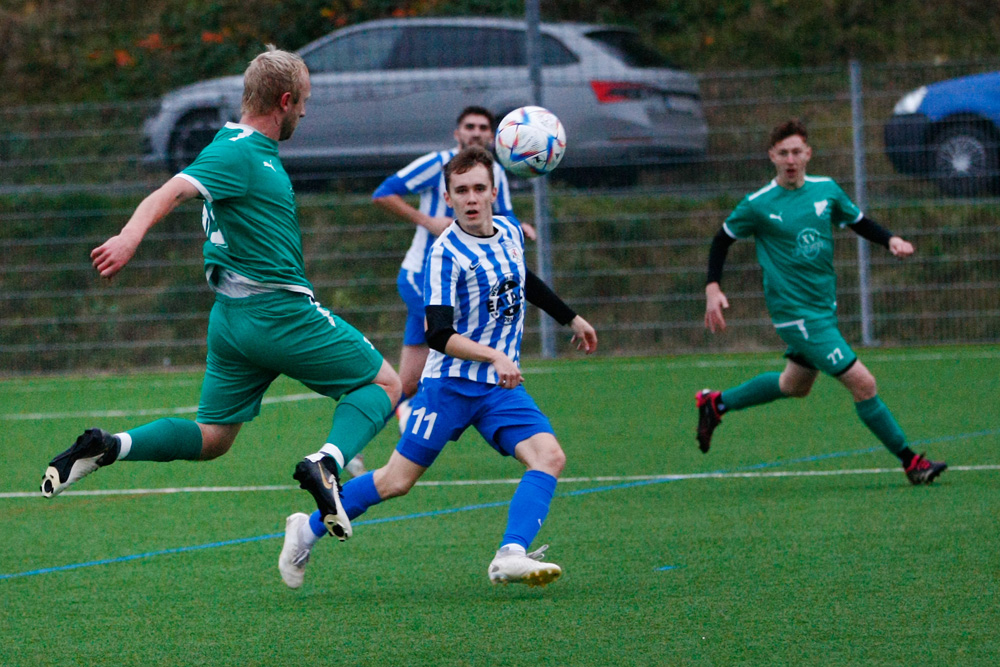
{"left": 142, "top": 17, "right": 707, "bottom": 181}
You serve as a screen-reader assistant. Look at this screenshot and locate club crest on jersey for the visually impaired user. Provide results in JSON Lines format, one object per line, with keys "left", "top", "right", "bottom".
{"left": 502, "top": 239, "right": 521, "bottom": 261}
{"left": 795, "top": 227, "right": 824, "bottom": 259}
{"left": 488, "top": 274, "right": 523, "bottom": 323}
{"left": 814, "top": 200, "right": 829, "bottom": 217}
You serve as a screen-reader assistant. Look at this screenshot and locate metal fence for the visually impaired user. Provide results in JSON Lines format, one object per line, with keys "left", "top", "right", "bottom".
{"left": 2, "top": 59, "right": 999, "bottom": 374}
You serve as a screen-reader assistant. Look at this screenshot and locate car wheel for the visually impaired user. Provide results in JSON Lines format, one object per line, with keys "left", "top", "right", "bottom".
{"left": 931, "top": 123, "right": 998, "bottom": 196}
{"left": 168, "top": 110, "right": 221, "bottom": 173}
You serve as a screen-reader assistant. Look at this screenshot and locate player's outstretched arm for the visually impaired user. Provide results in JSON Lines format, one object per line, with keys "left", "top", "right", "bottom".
{"left": 373, "top": 194, "right": 452, "bottom": 236}
{"left": 569, "top": 315, "right": 597, "bottom": 354}
{"left": 848, "top": 216, "right": 913, "bottom": 259}
{"left": 889, "top": 236, "right": 914, "bottom": 258}
{"left": 705, "top": 282, "right": 730, "bottom": 333}
{"left": 91, "top": 176, "right": 199, "bottom": 279}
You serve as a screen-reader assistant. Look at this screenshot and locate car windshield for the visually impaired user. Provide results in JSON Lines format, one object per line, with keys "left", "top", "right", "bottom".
{"left": 585, "top": 30, "right": 673, "bottom": 68}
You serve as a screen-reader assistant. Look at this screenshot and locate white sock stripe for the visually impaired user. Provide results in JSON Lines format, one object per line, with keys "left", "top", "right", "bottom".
{"left": 320, "top": 444, "right": 345, "bottom": 469}
{"left": 115, "top": 432, "right": 132, "bottom": 460}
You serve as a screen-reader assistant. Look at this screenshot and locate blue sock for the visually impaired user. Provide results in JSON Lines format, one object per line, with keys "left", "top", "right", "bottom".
{"left": 501, "top": 470, "right": 558, "bottom": 550}
{"left": 308, "top": 510, "right": 327, "bottom": 539}
{"left": 307, "top": 471, "right": 384, "bottom": 539}
{"left": 341, "top": 471, "right": 383, "bottom": 520}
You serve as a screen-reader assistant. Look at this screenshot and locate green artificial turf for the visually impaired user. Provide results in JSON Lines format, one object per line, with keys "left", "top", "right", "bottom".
{"left": 2, "top": 347, "right": 997, "bottom": 665}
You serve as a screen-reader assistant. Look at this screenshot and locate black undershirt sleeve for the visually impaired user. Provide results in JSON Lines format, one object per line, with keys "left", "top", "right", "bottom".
{"left": 848, "top": 216, "right": 894, "bottom": 248}
{"left": 706, "top": 228, "right": 737, "bottom": 285}
{"left": 424, "top": 305, "right": 457, "bottom": 353}
{"left": 424, "top": 271, "right": 577, "bottom": 354}
{"left": 525, "top": 269, "right": 577, "bottom": 326}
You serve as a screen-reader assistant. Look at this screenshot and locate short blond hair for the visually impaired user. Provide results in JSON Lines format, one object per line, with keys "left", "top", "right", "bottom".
{"left": 241, "top": 45, "right": 307, "bottom": 116}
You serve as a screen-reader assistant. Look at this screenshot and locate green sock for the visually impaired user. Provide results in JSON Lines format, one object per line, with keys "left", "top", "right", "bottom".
{"left": 324, "top": 384, "right": 393, "bottom": 467}
{"left": 720, "top": 372, "right": 786, "bottom": 412}
{"left": 855, "top": 395, "right": 907, "bottom": 456}
{"left": 121, "top": 418, "right": 203, "bottom": 462}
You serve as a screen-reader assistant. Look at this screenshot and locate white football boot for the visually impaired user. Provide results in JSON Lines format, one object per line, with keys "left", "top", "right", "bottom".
{"left": 488, "top": 544, "right": 562, "bottom": 587}
{"left": 278, "top": 513, "right": 313, "bottom": 589}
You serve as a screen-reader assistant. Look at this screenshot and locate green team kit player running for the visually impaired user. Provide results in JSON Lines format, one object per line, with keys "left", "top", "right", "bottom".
{"left": 697, "top": 118, "right": 946, "bottom": 485}
{"left": 40, "top": 46, "right": 402, "bottom": 540}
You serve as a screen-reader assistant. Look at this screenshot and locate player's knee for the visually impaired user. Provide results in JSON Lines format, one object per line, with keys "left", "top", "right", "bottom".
{"left": 377, "top": 472, "right": 415, "bottom": 499}
{"left": 197, "top": 424, "right": 238, "bottom": 460}
{"left": 532, "top": 441, "right": 566, "bottom": 477}
{"left": 198, "top": 435, "right": 233, "bottom": 460}
{"left": 401, "top": 377, "right": 420, "bottom": 400}
{"left": 779, "top": 375, "right": 812, "bottom": 398}
{"left": 853, "top": 374, "right": 877, "bottom": 401}
{"left": 786, "top": 384, "right": 812, "bottom": 398}
{"left": 377, "top": 371, "right": 403, "bottom": 407}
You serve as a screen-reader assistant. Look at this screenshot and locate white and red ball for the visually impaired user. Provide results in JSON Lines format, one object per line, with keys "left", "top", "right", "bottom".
{"left": 494, "top": 106, "right": 567, "bottom": 178}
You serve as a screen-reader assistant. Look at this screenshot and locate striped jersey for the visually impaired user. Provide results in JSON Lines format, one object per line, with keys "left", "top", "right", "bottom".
{"left": 422, "top": 215, "right": 526, "bottom": 384}
{"left": 374, "top": 148, "right": 513, "bottom": 273}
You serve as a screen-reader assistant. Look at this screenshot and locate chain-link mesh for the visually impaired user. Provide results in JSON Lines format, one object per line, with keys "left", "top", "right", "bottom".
{"left": 2, "top": 55, "right": 999, "bottom": 373}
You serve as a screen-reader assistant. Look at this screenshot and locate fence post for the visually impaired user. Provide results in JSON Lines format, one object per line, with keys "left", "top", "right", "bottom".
{"left": 849, "top": 59, "right": 875, "bottom": 346}
{"left": 526, "top": 0, "right": 557, "bottom": 358}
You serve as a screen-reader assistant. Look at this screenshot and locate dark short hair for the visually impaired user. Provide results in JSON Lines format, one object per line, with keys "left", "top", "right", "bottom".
{"left": 444, "top": 146, "right": 495, "bottom": 191}
{"left": 456, "top": 106, "right": 496, "bottom": 130}
{"left": 769, "top": 118, "right": 808, "bottom": 147}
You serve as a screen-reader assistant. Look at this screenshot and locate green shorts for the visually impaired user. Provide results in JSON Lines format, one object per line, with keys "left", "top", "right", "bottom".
{"left": 198, "top": 291, "right": 383, "bottom": 424}
{"left": 773, "top": 316, "right": 858, "bottom": 377}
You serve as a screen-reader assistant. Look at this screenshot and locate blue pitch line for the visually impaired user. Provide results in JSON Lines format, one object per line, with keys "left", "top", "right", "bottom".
{"left": 3, "top": 429, "right": 995, "bottom": 582}
{"left": 0, "top": 533, "right": 282, "bottom": 581}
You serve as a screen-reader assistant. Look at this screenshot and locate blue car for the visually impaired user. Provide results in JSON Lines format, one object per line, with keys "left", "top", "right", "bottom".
{"left": 884, "top": 71, "right": 1000, "bottom": 195}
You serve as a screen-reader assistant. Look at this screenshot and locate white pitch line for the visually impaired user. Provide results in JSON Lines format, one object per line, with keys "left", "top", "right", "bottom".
{"left": 0, "top": 392, "right": 323, "bottom": 421}
{"left": 2, "top": 465, "right": 996, "bottom": 499}
{"left": 5, "top": 348, "right": 998, "bottom": 421}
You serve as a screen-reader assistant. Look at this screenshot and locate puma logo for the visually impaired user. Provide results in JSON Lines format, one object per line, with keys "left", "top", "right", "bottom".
{"left": 769, "top": 213, "right": 784, "bottom": 223}
{"left": 263, "top": 160, "right": 276, "bottom": 172}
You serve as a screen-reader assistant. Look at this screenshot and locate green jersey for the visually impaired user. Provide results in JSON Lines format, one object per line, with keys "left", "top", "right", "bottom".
{"left": 723, "top": 176, "right": 862, "bottom": 323}
{"left": 180, "top": 122, "right": 313, "bottom": 295}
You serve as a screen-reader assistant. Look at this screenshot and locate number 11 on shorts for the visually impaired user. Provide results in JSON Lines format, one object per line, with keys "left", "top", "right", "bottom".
{"left": 409, "top": 406, "right": 437, "bottom": 439}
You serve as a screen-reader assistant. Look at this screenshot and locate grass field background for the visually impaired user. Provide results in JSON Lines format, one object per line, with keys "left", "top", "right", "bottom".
{"left": 2, "top": 346, "right": 998, "bottom": 665}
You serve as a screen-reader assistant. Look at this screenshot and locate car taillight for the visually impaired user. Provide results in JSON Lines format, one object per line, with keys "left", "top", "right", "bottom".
{"left": 590, "top": 80, "right": 657, "bottom": 103}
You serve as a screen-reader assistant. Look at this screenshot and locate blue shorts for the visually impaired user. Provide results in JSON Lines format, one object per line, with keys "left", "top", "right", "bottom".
{"left": 397, "top": 269, "right": 426, "bottom": 346}
{"left": 396, "top": 377, "right": 555, "bottom": 467}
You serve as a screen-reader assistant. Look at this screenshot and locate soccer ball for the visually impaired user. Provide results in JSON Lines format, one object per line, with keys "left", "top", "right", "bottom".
{"left": 494, "top": 106, "right": 567, "bottom": 178}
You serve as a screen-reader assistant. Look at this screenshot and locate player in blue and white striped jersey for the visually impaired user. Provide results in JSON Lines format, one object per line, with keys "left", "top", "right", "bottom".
{"left": 372, "top": 107, "right": 534, "bottom": 428}
{"left": 420, "top": 212, "right": 527, "bottom": 384}
{"left": 281, "top": 147, "right": 595, "bottom": 589}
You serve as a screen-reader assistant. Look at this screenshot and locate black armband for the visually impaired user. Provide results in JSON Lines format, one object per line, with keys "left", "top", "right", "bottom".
{"left": 849, "top": 216, "right": 893, "bottom": 248}
{"left": 706, "top": 228, "right": 737, "bottom": 285}
{"left": 424, "top": 305, "right": 457, "bottom": 353}
{"left": 525, "top": 270, "right": 577, "bottom": 326}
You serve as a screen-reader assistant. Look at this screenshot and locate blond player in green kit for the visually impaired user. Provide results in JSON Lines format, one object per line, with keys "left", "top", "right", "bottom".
{"left": 696, "top": 119, "right": 946, "bottom": 486}
{"left": 40, "top": 46, "right": 401, "bottom": 542}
